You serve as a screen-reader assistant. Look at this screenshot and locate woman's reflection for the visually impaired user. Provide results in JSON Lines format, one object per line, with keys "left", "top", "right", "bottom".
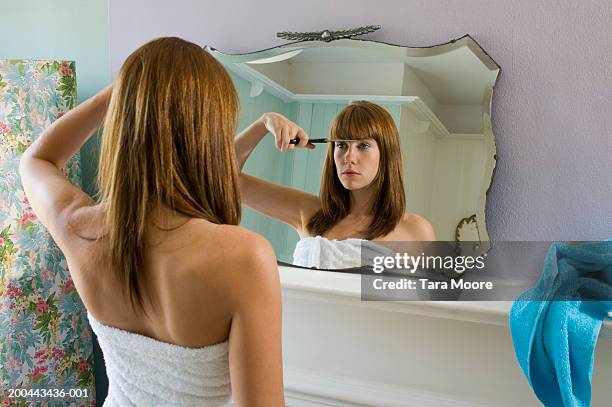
{"left": 235, "top": 101, "right": 435, "bottom": 269}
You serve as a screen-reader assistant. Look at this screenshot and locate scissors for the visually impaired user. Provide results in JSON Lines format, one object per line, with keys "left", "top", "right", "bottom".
{"left": 289, "top": 138, "right": 353, "bottom": 145}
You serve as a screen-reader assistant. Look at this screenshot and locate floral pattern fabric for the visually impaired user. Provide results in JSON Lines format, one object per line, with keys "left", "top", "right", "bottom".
{"left": 0, "top": 60, "right": 96, "bottom": 406}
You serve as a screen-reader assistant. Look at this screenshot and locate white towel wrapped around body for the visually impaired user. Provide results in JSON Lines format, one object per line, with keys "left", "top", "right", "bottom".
{"left": 87, "top": 312, "right": 233, "bottom": 406}
{"left": 292, "top": 236, "right": 393, "bottom": 269}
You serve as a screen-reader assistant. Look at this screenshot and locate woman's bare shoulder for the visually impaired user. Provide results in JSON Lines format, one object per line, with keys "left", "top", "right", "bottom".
{"left": 214, "top": 224, "right": 275, "bottom": 259}
{"left": 398, "top": 213, "right": 436, "bottom": 241}
{"left": 189, "top": 222, "right": 279, "bottom": 309}
{"left": 190, "top": 222, "right": 277, "bottom": 278}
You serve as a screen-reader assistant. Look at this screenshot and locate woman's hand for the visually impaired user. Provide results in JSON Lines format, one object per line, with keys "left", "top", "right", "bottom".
{"left": 259, "top": 112, "right": 315, "bottom": 151}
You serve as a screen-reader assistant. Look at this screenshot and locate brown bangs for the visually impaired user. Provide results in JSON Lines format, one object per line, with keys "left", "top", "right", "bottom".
{"left": 329, "top": 102, "right": 384, "bottom": 141}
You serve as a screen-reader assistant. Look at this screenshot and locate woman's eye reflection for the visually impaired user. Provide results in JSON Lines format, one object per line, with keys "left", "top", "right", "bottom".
{"left": 334, "top": 141, "right": 370, "bottom": 150}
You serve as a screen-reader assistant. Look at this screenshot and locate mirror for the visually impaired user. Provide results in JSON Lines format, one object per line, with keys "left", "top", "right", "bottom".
{"left": 209, "top": 35, "right": 500, "bottom": 271}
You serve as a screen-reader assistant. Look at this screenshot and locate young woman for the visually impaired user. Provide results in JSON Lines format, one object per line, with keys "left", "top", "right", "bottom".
{"left": 235, "top": 101, "right": 436, "bottom": 267}
{"left": 19, "top": 37, "right": 284, "bottom": 406}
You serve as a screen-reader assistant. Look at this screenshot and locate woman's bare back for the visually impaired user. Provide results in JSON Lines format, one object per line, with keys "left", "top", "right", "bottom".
{"left": 65, "top": 204, "right": 249, "bottom": 348}
{"left": 50, "top": 202, "right": 285, "bottom": 405}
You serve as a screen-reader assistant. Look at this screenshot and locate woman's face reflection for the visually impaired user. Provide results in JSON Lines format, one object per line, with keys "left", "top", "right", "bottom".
{"left": 333, "top": 139, "right": 380, "bottom": 190}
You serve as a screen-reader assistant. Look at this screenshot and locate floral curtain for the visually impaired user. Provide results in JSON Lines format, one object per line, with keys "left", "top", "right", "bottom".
{"left": 0, "top": 60, "right": 96, "bottom": 407}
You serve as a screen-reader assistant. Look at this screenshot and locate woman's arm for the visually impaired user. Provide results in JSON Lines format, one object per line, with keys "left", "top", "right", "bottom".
{"left": 19, "top": 85, "right": 112, "bottom": 244}
{"left": 234, "top": 118, "right": 267, "bottom": 171}
{"left": 227, "top": 234, "right": 285, "bottom": 406}
{"left": 235, "top": 113, "right": 320, "bottom": 230}
{"left": 22, "top": 84, "right": 112, "bottom": 168}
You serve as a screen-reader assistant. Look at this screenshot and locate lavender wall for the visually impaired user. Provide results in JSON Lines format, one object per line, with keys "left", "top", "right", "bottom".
{"left": 109, "top": 0, "right": 612, "bottom": 241}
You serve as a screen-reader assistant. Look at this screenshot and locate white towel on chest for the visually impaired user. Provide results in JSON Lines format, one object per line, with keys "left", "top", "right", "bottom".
{"left": 292, "top": 236, "right": 393, "bottom": 269}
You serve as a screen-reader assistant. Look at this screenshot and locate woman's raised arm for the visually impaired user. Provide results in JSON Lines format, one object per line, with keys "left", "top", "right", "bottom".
{"left": 235, "top": 113, "right": 319, "bottom": 231}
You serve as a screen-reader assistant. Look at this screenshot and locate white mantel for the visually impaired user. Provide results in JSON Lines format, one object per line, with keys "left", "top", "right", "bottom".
{"left": 279, "top": 266, "right": 612, "bottom": 406}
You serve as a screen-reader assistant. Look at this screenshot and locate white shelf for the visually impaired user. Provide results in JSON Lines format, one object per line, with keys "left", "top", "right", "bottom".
{"left": 279, "top": 265, "right": 612, "bottom": 339}
{"left": 225, "top": 61, "right": 453, "bottom": 138}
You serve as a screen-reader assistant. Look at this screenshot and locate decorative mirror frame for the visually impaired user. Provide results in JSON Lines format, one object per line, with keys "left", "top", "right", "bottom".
{"left": 455, "top": 214, "right": 479, "bottom": 242}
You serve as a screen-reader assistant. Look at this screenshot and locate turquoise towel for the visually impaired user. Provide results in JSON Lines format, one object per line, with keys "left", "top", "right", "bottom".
{"left": 510, "top": 240, "right": 612, "bottom": 407}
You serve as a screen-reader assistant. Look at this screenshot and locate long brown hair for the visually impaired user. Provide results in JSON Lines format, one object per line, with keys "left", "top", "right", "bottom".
{"left": 95, "top": 37, "right": 241, "bottom": 316}
{"left": 307, "top": 101, "right": 405, "bottom": 240}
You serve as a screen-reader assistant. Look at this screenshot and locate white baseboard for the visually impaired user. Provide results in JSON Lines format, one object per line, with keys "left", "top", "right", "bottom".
{"left": 284, "top": 367, "right": 492, "bottom": 407}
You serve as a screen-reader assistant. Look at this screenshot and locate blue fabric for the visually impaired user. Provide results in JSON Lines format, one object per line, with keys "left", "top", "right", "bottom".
{"left": 510, "top": 240, "right": 612, "bottom": 407}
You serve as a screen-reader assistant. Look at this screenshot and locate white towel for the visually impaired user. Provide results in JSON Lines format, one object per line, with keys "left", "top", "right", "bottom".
{"left": 292, "top": 236, "right": 393, "bottom": 269}
{"left": 87, "top": 312, "right": 233, "bottom": 406}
